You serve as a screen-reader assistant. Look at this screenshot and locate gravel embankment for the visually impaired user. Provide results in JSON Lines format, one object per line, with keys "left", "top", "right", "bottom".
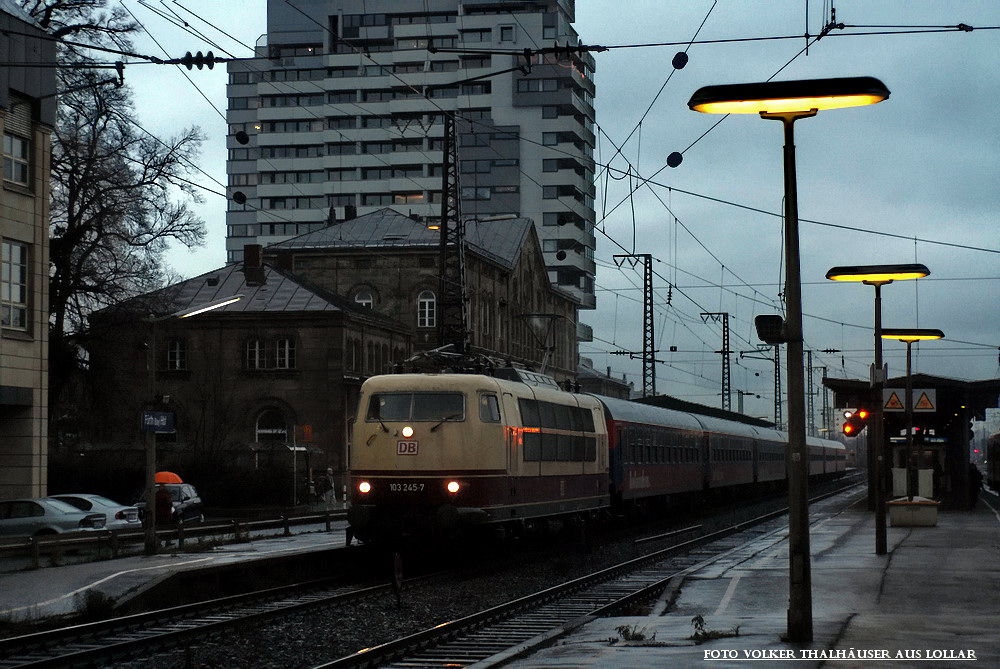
{"left": 118, "top": 534, "right": 648, "bottom": 669}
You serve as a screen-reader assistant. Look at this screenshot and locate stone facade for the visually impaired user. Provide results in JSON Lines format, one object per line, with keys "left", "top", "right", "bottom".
{"left": 86, "top": 263, "right": 412, "bottom": 482}
{"left": 267, "top": 208, "right": 580, "bottom": 381}
{"left": 1, "top": 5, "right": 56, "bottom": 500}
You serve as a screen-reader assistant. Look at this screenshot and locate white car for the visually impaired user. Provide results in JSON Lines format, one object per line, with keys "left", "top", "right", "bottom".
{"left": 0, "top": 498, "right": 106, "bottom": 537}
{"left": 48, "top": 494, "right": 141, "bottom": 531}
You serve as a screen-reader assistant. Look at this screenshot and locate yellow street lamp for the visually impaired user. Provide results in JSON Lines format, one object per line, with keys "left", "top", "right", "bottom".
{"left": 825, "top": 263, "right": 929, "bottom": 555}
{"left": 143, "top": 294, "right": 243, "bottom": 556}
{"left": 881, "top": 328, "right": 945, "bottom": 502}
{"left": 689, "top": 76, "right": 889, "bottom": 643}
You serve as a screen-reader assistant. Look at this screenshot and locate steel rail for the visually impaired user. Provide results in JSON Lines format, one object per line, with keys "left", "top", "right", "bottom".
{"left": 314, "top": 480, "right": 862, "bottom": 669}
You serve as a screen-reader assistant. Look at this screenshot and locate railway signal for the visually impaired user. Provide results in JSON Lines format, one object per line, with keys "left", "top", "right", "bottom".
{"left": 842, "top": 408, "right": 870, "bottom": 436}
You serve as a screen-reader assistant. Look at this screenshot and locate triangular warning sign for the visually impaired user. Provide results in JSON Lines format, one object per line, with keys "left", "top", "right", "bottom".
{"left": 914, "top": 392, "right": 934, "bottom": 410}
{"left": 885, "top": 392, "right": 904, "bottom": 410}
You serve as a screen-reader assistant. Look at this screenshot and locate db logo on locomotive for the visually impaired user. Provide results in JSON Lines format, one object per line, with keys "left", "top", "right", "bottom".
{"left": 396, "top": 440, "right": 418, "bottom": 455}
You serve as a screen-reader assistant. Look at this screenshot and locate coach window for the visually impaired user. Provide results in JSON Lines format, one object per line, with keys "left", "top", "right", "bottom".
{"left": 538, "top": 401, "right": 557, "bottom": 428}
{"left": 479, "top": 394, "right": 501, "bottom": 422}
{"left": 517, "top": 398, "right": 539, "bottom": 427}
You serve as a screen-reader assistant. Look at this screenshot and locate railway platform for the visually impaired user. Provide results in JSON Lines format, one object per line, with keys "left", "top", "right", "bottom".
{"left": 0, "top": 513, "right": 351, "bottom": 623}
{"left": 497, "top": 493, "right": 1000, "bottom": 669}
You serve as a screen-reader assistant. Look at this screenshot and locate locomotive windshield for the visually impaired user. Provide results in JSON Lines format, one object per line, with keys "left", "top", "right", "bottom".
{"left": 366, "top": 392, "right": 465, "bottom": 422}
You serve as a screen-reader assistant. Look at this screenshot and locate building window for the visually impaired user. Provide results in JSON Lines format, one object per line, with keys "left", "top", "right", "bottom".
{"left": 256, "top": 409, "right": 288, "bottom": 445}
{"left": 246, "top": 338, "right": 265, "bottom": 369}
{"left": 499, "top": 25, "right": 515, "bottom": 42}
{"left": 3, "top": 133, "right": 30, "bottom": 186}
{"left": 355, "top": 289, "right": 373, "bottom": 308}
{"left": 166, "top": 338, "right": 187, "bottom": 370}
{"left": 417, "top": 290, "right": 436, "bottom": 328}
{"left": 276, "top": 338, "right": 296, "bottom": 369}
{"left": 393, "top": 192, "right": 425, "bottom": 204}
{"left": 1, "top": 241, "right": 28, "bottom": 329}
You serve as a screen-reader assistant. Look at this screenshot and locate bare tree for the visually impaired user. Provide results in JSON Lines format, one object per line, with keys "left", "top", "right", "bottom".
{"left": 20, "top": 0, "right": 137, "bottom": 46}
{"left": 18, "top": 1, "right": 207, "bottom": 412}
{"left": 49, "top": 65, "right": 206, "bottom": 337}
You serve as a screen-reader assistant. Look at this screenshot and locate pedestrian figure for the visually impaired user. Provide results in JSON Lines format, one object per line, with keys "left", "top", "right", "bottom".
{"left": 323, "top": 467, "right": 337, "bottom": 505}
{"left": 969, "top": 464, "right": 983, "bottom": 509}
{"left": 315, "top": 470, "right": 332, "bottom": 506}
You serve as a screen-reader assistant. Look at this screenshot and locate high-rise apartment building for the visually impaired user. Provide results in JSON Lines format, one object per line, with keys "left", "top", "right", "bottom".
{"left": 225, "top": 0, "right": 597, "bottom": 308}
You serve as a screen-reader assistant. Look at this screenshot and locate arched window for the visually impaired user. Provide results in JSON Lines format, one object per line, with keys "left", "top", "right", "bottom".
{"left": 417, "top": 290, "right": 436, "bottom": 328}
{"left": 166, "top": 338, "right": 187, "bottom": 370}
{"left": 246, "top": 338, "right": 264, "bottom": 369}
{"left": 355, "top": 289, "right": 373, "bottom": 308}
{"left": 255, "top": 409, "right": 288, "bottom": 444}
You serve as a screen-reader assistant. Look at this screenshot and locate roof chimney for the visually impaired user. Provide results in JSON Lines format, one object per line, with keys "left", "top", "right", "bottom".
{"left": 243, "top": 244, "right": 265, "bottom": 286}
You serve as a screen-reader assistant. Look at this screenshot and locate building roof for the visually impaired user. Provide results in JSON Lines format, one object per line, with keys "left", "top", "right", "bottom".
{"left": 94, "top": 261, "right": 403, "bottom": 329}
{"left": 0, "top": 0, "right": 40, "bottom": 26}
{"left": 268, "top": 207, "right": 534, "bottom": 272}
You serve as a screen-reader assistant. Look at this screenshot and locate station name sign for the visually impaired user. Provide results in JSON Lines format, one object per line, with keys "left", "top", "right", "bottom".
{"left": 141, "top": 411, "right": 175, "bottom": 432}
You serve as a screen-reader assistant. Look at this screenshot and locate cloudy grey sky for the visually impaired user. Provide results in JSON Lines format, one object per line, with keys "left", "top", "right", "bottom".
{"left": 121, "top": 1, "right": 999, "bottom": 421}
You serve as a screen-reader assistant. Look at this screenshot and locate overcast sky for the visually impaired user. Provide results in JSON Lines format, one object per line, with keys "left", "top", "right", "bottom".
{"left": 120, "top": 1, "right": 999, "bottom": 422}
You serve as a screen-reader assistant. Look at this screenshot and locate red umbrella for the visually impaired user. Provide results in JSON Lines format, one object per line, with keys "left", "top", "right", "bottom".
{"left": 155, "top": 471, "right": 183, "bottom": 484}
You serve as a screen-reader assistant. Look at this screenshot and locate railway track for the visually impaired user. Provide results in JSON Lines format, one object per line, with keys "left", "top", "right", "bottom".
{"left": 0, "top": 570, "right": 401, "bottom": 668}
{"left": 315, "top": 482, "right": 864, "bottom": 669}
{"left": 0, "top": 478, "right": 861, "bottom": 668}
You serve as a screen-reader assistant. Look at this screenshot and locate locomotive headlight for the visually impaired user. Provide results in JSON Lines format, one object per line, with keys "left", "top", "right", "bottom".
{"left": 401, "top": 426, "right": 414, "bottom": 438}
{"left": 358, "top": 481, "right": 372, "bottom": 494}
{"left": 446, "top": 480, "right": 461, "bottom": 494}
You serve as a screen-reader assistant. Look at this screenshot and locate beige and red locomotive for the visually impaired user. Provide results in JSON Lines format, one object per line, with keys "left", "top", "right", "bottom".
{"left": 347, "top": 372, "right": 608, "bottom": 542}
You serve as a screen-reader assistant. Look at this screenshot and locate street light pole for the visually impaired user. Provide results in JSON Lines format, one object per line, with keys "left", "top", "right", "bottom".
{"left": 825, "top": 264, "right": 930, "bottom": 555}
{"left": 765, "top": 110, "right": 813, "bottom": 642}
{"left": 871, "top": 282, "right": 887, "bottom": 554}
{"left": 142, "top": 294, "right": 243, "bottom": 556}
{"left": 689, "top": 76, "right": 891, "bottom": 643}
{"left": 144, "top": 320, "right": 158, "bottom": 556}
{"left": 880, "top": 328, "right": 945, "bottom": 500}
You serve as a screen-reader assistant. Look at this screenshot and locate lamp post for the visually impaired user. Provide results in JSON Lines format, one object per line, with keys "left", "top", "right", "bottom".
{"left": 825, "top": 263, "right": 929, "bottom": 554}
{"left": 880, "top": 328, "right": 945, "bottom": 501}
{"left": 143, "top": 294, "right": 242, "bottom": 556}
{"left": 688, "top": 76, "right": 890, "bottom": 642}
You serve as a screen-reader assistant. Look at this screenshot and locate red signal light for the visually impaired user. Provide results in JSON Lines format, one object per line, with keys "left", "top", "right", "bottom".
{"left": 842, "top": 408, "right": 870, "bottom": 437}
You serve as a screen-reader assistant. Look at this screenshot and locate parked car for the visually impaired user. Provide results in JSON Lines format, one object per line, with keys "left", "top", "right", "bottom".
{"left": 47, "top": 494, "right": 141, "bottom": 531}
{"left": 0, "top": 498, "right": 106, "bottom": 537}
{"left": 135, "top": 483, "right": 204, "bottom": 524}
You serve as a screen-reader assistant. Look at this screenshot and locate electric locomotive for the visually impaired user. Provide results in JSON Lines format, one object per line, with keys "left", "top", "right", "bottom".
{"left": 347, "top": 371, "right": 609, "bottom": 543}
